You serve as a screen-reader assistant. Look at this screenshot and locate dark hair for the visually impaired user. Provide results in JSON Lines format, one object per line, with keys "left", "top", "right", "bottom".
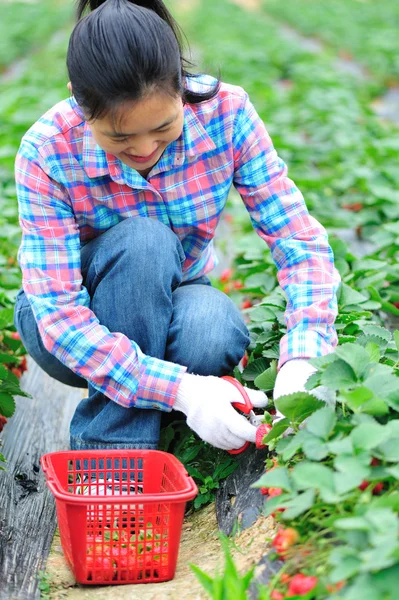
{"left": 68, "top": 0, "right": 220, "bottom": 121}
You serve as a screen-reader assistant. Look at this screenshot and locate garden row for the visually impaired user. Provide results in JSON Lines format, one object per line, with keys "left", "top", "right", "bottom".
{"left": 0, "top": 9, "right": 74, "bottom": 468}
{"left": 0, "top": 0, "right": 398, "bottom": 597}
{"left": 263, "top": 0, "right": 399, "bottom": 85}
{"left": 170, "top": 0, "right": 399, "bottom": 598}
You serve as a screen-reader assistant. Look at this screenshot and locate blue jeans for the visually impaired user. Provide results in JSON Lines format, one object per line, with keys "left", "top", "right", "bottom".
{"left": 14, "top": 217, "right": 250, "bottom": 450}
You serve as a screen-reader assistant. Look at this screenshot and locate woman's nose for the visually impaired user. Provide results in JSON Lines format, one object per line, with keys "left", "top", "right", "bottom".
{"left": 126, "top": 140, "right": 157, "bottom": 158}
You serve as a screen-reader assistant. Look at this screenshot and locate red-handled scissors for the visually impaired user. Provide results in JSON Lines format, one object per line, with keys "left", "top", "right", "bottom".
{"left": 221, "top": 375, "right": 266, "bottom": 455}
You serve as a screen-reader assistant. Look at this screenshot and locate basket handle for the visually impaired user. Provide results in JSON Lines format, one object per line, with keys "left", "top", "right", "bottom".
{"left": 40, "top": 453, "right": 51, "bottom": 475}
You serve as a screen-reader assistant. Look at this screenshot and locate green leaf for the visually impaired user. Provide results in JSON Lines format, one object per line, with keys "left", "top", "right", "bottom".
{"left": 0, "top": 365, "right": 9, "bottom": 380}
{"left": 394, "top": 331, "right": 399, "bottom": 353}
{"left": 275, "top": 392, "right": 325, "bottom": 423}
{"left": 0, "top": 393, "right": 16, "bottom": 418}
{"left": 334, "top": 454, "right": 370, "bottom": 479}
{"left": 252, "top": 466, "right": 292, "bottom": 492}
{"left": 242, "top": 358, "right": 269, "bottom": 382}
{"left": 339, "top": 283, "right": 369, "bottom": 308}
{"left": 334, "top": 471, "right": 364, "bottom": 494}
{"left": 334, "top": 344, "right": 371, "bottom": 380}
{"left": 302, "top": 434, "right": 329, "bottom": 461}
{"left": 280, "top": 429, "right": 307, "bottom": 461}
{"left": 262, "top": 418, "right": 290, "bottom": 443}
{"left": 291, "top": 461, "right": 335, "bottom": 492}
{"left": 281, "top": 489, "right": 316, "bottom": 520}
{"left": 377, "top": 438, "right": 399, "bottom": 462}
{"left": 365, "top": 343, "right": 380, "bottom": 363}
{"left": 254, "top": 360, "right": 277, "bottom": 392}
{"left": 190, "top": 563, "right": 214, "bottom": 594}
{"left": 334, "top": 516, "right": 370, "bottom": 531}
{"left": 361, "top": 325, "right": 392, "bottom": 343}
{"left": 351, "top": 422, "right": 392, "bottom": 450}
{"left": 321, "top": 359, "right": 357, "bottom": 388}
{"left": 306, "top": 406, "right": 337, "bottom": 440}
{"left": 327, "top": 435, "right": 353, "bottom": 455}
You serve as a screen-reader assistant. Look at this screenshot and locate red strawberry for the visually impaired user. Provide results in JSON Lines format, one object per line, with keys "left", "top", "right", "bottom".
{"left": 233, "top": 280, "right": 244, "bottom": 289}
{"left": 272, "top": 528, "right": 299, "bottom": 557}
{"left": 241, "top": 299, "right": 253, "bottom": 309}
{"left": 241, "top": 352, "right": 249, "bottom": 369}
{"left": 20, "top": 356, "right": 28, "bottom": 373}
{"left": 270, "top": 591, "right": 284, "bottom": 600}
{"left": 10, "top": 332, "right": 21, "bottom": 340}
{"left": 342, "top": 202, "right": 363, "bottom": 212}
{"left": 287, "top": 573, "right": 318, "bottom": 596}
{"left": 256, "top": 423, "right": 272, "bottom": 449}
{"left": 0, "top": 415, "right": 7, "bottom": 433}
{"left": 220, "top": 268, "right": 233, "bottom": 283}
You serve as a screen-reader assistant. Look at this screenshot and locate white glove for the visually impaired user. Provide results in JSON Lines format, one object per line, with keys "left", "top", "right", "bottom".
{"left": 273, "top": 358, "right": 336, "bottom": 423}
{"left": 173, "top": 373, "right": 268, "bottom": 450}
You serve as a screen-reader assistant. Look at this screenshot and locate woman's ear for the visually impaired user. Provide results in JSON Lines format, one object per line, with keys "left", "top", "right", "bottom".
{"left": 67, "top": 81, "right": 73, "bottom": 94}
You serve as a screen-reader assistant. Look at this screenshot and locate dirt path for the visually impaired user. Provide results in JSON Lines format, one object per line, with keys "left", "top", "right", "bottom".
{"left": 45, "top": 504, "right": 274, "bottom": 599}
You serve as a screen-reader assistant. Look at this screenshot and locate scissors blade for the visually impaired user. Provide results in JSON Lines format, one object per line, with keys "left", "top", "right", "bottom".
{"left": 249, "top": 410, "right": 264, "bottom": 427}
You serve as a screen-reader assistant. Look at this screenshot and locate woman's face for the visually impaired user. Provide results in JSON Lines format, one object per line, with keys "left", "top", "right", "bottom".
{"left": 87, "top": 91, "right": 184, "bottom": 176}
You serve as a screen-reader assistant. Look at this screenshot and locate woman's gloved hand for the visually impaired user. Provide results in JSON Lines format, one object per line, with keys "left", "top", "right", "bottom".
{"left": 273, "top": 358, "right": 336, "bottom": 423}
{"left": 173, "top": 373, "right": 268, "bottom": 450}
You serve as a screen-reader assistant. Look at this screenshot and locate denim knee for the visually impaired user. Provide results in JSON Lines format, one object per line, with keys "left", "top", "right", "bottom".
{"left": 81, "top": 217, "right": 186, "bottom": 293}
{"left": 166, "top": 285, "right": 250, "bottom": 376}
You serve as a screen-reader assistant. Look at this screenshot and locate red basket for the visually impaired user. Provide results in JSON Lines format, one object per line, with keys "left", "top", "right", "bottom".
{"left": 40, "top": 449, "right": 198, "bottom": 585}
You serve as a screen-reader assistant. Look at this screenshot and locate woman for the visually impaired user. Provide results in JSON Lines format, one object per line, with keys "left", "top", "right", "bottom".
{"left": 14, "top": 0, "right": 339, "bottom": 453}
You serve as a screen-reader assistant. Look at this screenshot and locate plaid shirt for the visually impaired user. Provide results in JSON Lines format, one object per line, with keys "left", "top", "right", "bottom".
{"left": 15, "top": 76, "right": 340, "bottom": 412}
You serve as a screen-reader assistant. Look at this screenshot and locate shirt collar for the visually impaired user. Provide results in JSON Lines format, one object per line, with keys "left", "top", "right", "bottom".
{"left": 81, "top": 102, "right": 216, "bottom": 182}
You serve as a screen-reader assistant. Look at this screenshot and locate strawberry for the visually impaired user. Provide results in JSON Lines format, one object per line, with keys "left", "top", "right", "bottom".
{"left": 342, "top": 202, "right": 363, "bottom": 212}
{"left": 287, "top": 573, "right": 318, "bottom": 596}
{"left": 220, "top": 268, "right": 233, "bottom": 283}
{"left": 269, "top": 487, "right": 283, "bottom": 497}
{"left": 241, "top": 299, "right": 253, "bottom": 309}
{"left": 241, "top": 352, "right": 249, "bottom": 369}
{"left": 256, "top": 423, "right": 272, "bottom": 449}
{"left": 0, "top": 415, "right": 7, "bottom": 433}
{"left": 280, "top": 573, "right": 291, "bottom": 584}
{"left": 272, "top": 528, "right": 299, "bottom": 557}
{"left": 233, "top": 280, "right": 244, "bottom": 289}
{"left": 10, "top": 332, "right": 21, "bottom": 340}
{"left": 270, "top": 591, "right": 285, "bottom": 600}
{"left": 326, "top": 580, "right": 346, "bottom": 593}
{"left": 20, "top": 356, "right": 28, "bottom": 373}
{"left": 358, "top": 480, "right": 384, "bottom": 494}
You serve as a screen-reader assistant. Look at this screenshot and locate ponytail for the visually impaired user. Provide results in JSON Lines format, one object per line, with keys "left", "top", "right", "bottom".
{"left": 68, "top": 0, "right": 220, "bottom": 120}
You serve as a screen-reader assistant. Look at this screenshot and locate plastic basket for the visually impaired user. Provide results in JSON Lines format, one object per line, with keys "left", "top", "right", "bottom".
{"left": 40, "top": 449, "right": 198, "bottom": 585}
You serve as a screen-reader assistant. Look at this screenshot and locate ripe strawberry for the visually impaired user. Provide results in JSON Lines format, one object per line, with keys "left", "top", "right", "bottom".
{"left": 233, "top": 280, "right": 244, "bottom": 289}
{"left": 240, "top": 352, "right": 249, "bottom": 369}
{"left": 0, "top": 415, "right": 7, "bottom": 433}
{"left": 358, "top": 480, "right": 384, "bottom": 494}
{"left": 287, "top": 573, "right": 318, "bottom": 596}
{"left": 269, "top": 487, "right": 283, "bottom": 498}
{"left": 326, "top": 580, "right": 346, "bottom": 593}
{"left": 270, "top": 591, "right": 284, "bottom": 600}
{"left": 20, "top": 356, "right": 28, "bottom": 373}
{"left": 241, "top": 299, "right": 253, "bottom": 309}
{"left": 272, "top": 528, "right": 299, "bottom": 556}
{"left": 220, "top": 268, "right": 233, "bottom": 283}
{"left": 342, "top": 202, "right": 363, "bottom": 212}
{"left": 280, "top": 573, "right": 291, "bottom": 584}
{"left": 10, "top": 332, "right": 21, "bottom": 340}
{"left": 256, "top": 423, "right": 272, "bottom": 449}
{"left": 11, "top": 367, "right": 23, "bottom": 379}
